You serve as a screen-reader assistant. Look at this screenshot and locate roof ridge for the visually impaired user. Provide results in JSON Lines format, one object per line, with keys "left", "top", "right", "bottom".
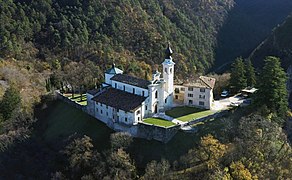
{"left": 199, "top": 76, "right": 211, "bottom": 88}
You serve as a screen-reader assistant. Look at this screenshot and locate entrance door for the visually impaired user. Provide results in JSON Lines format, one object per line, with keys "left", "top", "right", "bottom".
{"left": 154, "top": 104, "right": 158, "bottom": 113}
{"left": 189, "top": 100, "right": 193, "bottom": 105}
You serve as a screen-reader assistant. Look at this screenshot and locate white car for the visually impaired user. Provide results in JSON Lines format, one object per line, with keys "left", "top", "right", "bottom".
{"left": 230, "top": 102, "right": 240, "bottom": 107}
{"left": 221, "top": 90, "right": 229, "bottom": 97}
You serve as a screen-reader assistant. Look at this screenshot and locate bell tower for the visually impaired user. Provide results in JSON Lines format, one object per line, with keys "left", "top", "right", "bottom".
{"left": 162, "top": 43, "right": 175, "bottom": 94}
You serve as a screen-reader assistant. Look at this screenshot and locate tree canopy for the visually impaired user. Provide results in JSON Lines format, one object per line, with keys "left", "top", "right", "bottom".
{"left": 230, "top": 57, "right": 247, "bottom": 92}
{"left": 256, "top": 56, "right": 288, "bottom": 120}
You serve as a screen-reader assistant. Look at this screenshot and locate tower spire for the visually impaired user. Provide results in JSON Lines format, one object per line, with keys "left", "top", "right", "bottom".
{"left": 165, "top": 42, "right": 173, "bottom": 59}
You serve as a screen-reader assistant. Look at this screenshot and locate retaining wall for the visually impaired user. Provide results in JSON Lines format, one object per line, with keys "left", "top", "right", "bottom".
{"left": 56, "top": 91, "right": 180, "bottom": 143}
{"left": 56, "top": 92, "right": 87, "bottom": 112}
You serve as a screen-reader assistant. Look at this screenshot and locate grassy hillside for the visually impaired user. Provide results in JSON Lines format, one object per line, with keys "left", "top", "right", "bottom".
{"left": 34, "top": 100, "right": 231, "bottom": 168}
{"left": 213, "top": 0, "right": 292, "bottom": 72}
{"left": 0, "top": 0, "right": 234, "bottom": 79}
{"left": 249, "top": 15, "right": 292, "bottom": 70}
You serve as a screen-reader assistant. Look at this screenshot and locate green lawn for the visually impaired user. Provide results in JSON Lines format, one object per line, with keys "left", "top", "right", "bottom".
{"left": 34, "top": 100, "right": 235, "bottom": 168}
{"left": 143, "top": 118, "right": 176, "bottom": 127}
{"left": 166, "top": 106, "right": 216, "bottom": 122}
{"left": 63, "top": 93, "right": 87, "bottom": 106}
{"left": 35, "top": 100, "right": 113, "bottom": 150}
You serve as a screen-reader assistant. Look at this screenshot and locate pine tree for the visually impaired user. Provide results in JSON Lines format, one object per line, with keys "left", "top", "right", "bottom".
{"left": 256, "top": 56, "right": 288, "bottom": 119}
{"left": 0, "top": 86, "right": 21, "bottom": 120}
{"left": 245, "top": 59, "right": 256, "bottom": 87}
{"left": 230, "top": 57, "right": 247, "bottom": 92}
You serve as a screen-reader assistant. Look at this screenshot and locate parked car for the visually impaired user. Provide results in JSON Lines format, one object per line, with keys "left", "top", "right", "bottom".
{"left": 230, "top": 101, "right": 240, "bottom": 107}
{"left": 221, "top": 90, "right": 229, "bottom": 97}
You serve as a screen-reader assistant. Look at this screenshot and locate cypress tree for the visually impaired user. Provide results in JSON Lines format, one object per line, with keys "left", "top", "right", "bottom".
{"left": 230, "top": 57, "right": 247, "bottom": 92}
{"left": 256, "top": 56, "right": 288, "bottom": 119}
{"left": 0, "top": 86, "right": 21, "bottom": 120}
{"left": 245, "top": 59, "right": 256, "bottom": 87}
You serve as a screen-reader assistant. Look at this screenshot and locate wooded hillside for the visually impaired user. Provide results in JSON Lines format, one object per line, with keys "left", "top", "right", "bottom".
{"left": 250, "top": 15, "right": 292, "bottom": 70}
{"left": 0, "top": 0, "right": 234, "bottom": 78}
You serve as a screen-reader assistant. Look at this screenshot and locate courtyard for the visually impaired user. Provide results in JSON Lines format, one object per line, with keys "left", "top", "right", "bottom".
{"left": 143, "top": 118, "right": 176, "bottom": 127}
{"left": 165, "top": 106, "right": 217, "bottom": 122}
{"left": 63, "top": 93, "right": 87, "bottom": 106}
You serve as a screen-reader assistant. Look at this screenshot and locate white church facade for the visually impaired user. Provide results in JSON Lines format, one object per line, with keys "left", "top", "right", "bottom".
{"left": 86, "top": 44, "right": 215, "bottom": 126}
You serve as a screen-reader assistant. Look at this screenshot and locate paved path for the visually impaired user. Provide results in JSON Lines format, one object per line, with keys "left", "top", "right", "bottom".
{"left": 153, "top": 113, "right": 187, "bottom": 125}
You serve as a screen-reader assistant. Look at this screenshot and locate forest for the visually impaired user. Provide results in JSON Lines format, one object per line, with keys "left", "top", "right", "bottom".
{"left": 1, "top": 0, "right": 292, "bottom": 179}
{"left": 0, "top": 0, "right": 234, "bottom": 79}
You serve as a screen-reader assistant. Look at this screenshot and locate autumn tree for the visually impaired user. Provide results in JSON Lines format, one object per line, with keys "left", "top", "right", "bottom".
{"left": 230, "top": 161, "right": 253, "bottom": 180}
{"left": 231, "top": 114, "right": 292, "bottom": 179}
{"left": 63, "top": 135, "right": 103, "bottom": 179}
{"left": 178, "top": 134, "right": 228, "bottom": 178}
{"left": 110, "top": 132, "right": 133, "bottom": 151}
{"left": 106, "top": 148, "right": 136, "bottom": 179}
{"left": 141, "top": 159, "right": 170, "bottom": 180}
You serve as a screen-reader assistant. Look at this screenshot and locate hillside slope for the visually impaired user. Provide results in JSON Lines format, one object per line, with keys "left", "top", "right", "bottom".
{"left": 0, "top": 0, "right": 234, "bottom": 78}
{"left": 213, "top": 0, "right": 292, "bottom": 72}
{"left": 249, "top": 15, "right": 292, "bottom": 70}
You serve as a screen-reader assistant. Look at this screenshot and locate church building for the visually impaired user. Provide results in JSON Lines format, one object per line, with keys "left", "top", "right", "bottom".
{"left": 86, "top": 44, "right": 215, "bottom": 127}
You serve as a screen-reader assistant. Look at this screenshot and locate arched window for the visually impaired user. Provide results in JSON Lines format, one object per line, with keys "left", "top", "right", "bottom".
{"left": 170, "top": 68, "right": 172, "bottom": 74}
{"left": 155, "top": 91, "right": 158, "bottom": 98}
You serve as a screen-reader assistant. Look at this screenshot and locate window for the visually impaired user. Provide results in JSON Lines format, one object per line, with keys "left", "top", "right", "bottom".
{"left": 170, "top": 68, "right": 172, "bottom": 73}
{"left": 133, "top": 88, "right": 135, "bottom": 94}
{"left": 175, "top": 95, "right": 178, "bottom": 99}
{"left": 199, "top": 95, "right": 205, "bottom": 99}
{"left": 155, "top": 91, "right": 158, "bottom": 98}
{"left": 123, "top": 85, "right": 125, "bottom": 91}
{"left": 175, "top": 88, "right": 180, "bottom": 93}
{"left": 189, "top": 100, "right": 193, "bottom": 105}
{"left": 125, "top": 117, "right": 128, "bottom": 122}
{"left": 138, "top": 117, "right": 140, "bottom": 121}
{"left": 106, "top": 112, "right": 108, "bottom": 116}
{"left": 96, "top": 108, "right": 98, "bottom": 112}
{"left": 165, "top": 68, "right": 167, "bottom": 73}
{"left": 145, "top": 105, "right": 147, "bottom": 110}
{"left": 142, "top": 91, "right": 145, "bottom": 96}
{"left": 115, "top": 83, "right": 117, "bottom": 88}
{"left": 181, "top": 88, "right": 185, "bottom": 91}
{"left": 200, "top": 88, "right": 205, "bottom": 92}
{"left": 199, "top": 101, "right": 205, "bottom": 106}
{"left": 100, "top": 110, "right": 103, "bottom": 114}
{"left": 100, "top": 104, "right": 103, "bottom": 107}
{"left": 136, "top": 110, "right": 140, "bottom": 115}
{"left": 106, "top": 105, "right": 108, "bottom": 109}
{"left": 188, "top": 93, "right": 193, "bottom": 97}
{"left": 165, "top": 98, "right": 167, "bottom": 103}
{"left": 188, "top": 87, "right": 193, "bottom": 91}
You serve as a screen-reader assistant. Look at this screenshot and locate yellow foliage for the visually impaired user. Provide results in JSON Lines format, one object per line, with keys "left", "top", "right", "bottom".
{"left": 230, "top": 161, "right": 253, "bottom": 180}
{"left": 0, "top": 59, "right": 48, "bottom": 114}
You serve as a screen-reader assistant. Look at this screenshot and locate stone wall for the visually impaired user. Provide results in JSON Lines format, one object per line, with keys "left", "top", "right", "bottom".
{"left": 57, "top": 91, "right": 180, "bottom": 143}
{"left": 56, "top": 92, "right": 87, "bottom": 112}
{"left": 137, "top": 123, "right": 180, "bottom": 143}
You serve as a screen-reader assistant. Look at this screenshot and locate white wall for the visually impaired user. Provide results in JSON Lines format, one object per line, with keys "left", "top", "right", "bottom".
{"left": 86, "top": 93, "right": 95, "bottom": 116}
{"left": 184, "top": 87, "right": 212, "bottom": 109}
{"left": 105, "top": 73, "right": 114, "bottom": 85}
{"left": 162, "top": 60, "right": 174, "bottom": 94}
{"left": 94, "top": 101, "right": 145, "bottom": 126}
{"left": 173, "top": 85, "right": 213, "bottom": 109}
